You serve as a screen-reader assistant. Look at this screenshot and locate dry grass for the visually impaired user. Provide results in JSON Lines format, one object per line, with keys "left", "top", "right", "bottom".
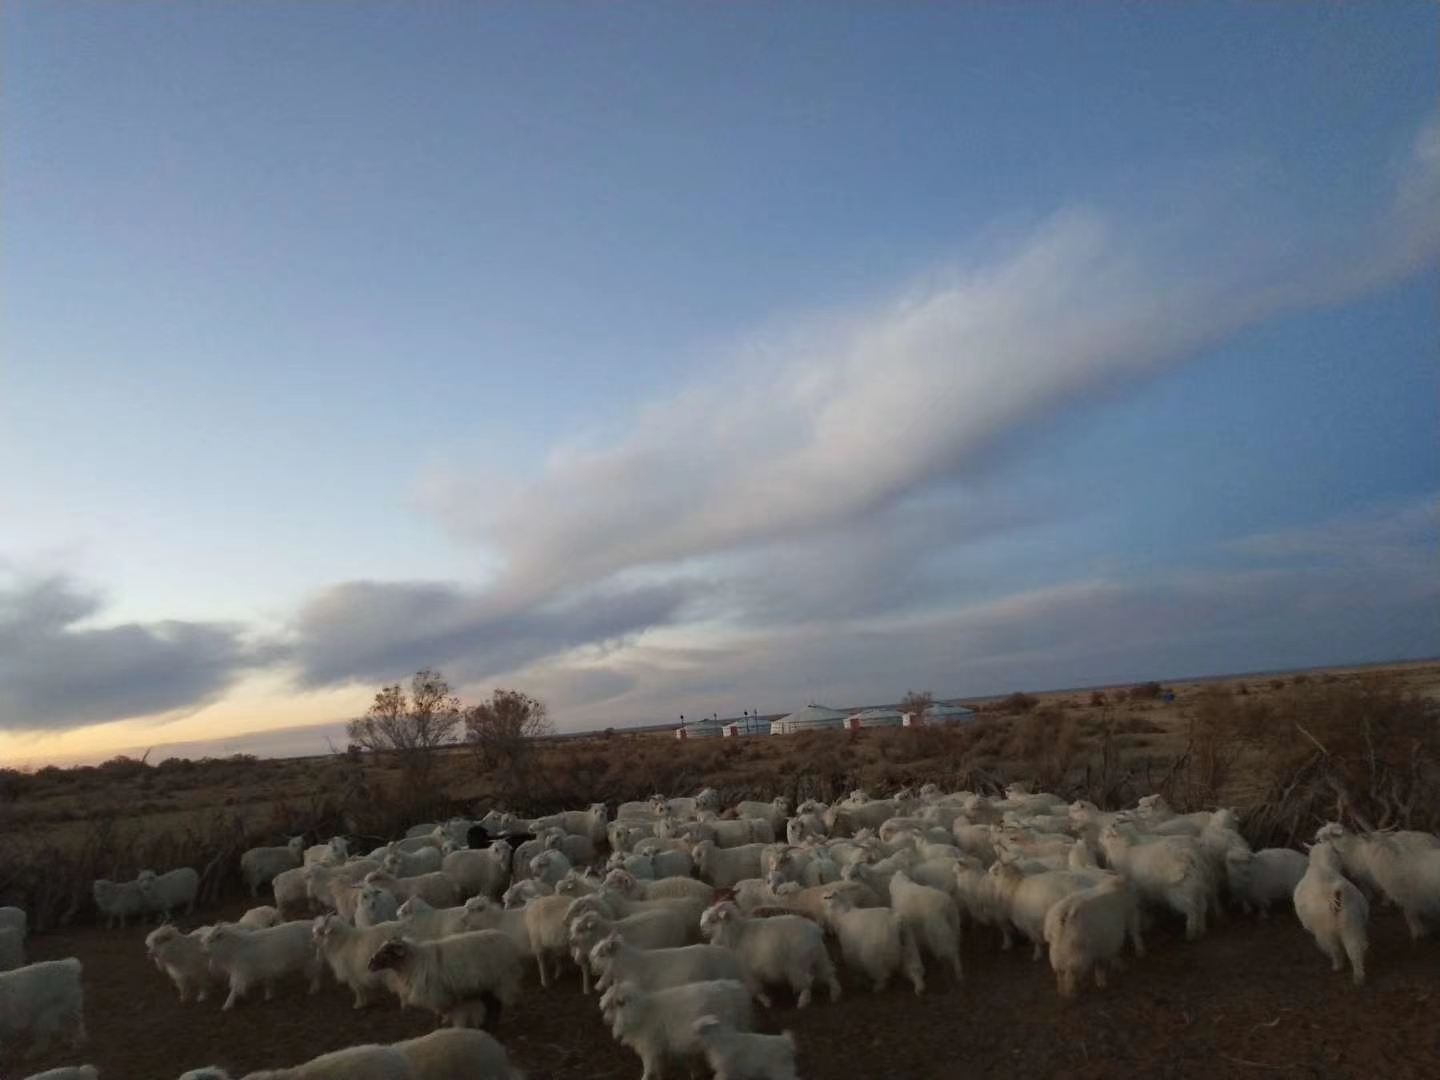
{"left": 2, "top": 659, "right": 1436, "bottom": 929}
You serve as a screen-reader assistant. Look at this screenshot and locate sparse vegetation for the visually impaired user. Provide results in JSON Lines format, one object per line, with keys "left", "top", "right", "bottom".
{"left": 1, "top": 661, "right": 1435, "bottom": 931}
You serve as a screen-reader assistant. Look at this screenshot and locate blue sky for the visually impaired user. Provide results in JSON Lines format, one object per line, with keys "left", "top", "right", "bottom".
{"left": 2, "top": 2, "right": 1436, "bottom": 764}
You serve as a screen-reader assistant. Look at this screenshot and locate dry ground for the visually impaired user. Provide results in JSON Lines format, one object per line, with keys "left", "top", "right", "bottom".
{"left": 6, "top": 898, "right": 1439, "bottom": 1080}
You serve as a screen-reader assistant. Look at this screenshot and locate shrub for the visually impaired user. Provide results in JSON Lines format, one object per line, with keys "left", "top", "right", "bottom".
{"left": 1129, "top": 681, "right": 1164, "bottom": 701}
{"left": 1002, "top": 691, "right": 1038, "bottom": 714}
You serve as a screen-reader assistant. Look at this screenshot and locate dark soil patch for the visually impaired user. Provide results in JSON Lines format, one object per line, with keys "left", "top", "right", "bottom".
{"left": 4, "top": 900, "right": 1438, "bottom": 1080}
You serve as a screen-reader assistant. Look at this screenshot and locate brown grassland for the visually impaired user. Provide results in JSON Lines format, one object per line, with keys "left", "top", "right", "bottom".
{"left": 1, "top": 659, "right": 1437, "bottom": 1079}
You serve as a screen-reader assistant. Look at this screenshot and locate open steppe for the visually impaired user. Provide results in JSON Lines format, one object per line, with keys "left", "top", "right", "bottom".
{"left": 2, "top": 659, "right": 1437, "bottom": 1079}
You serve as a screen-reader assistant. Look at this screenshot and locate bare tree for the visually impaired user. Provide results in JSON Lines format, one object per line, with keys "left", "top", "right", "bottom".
{"left": 900, "top": 689, "right": 934, "bottom": 721}
{"left": 465, "top": 689, "right": 553, "bottom": 779}
{"left": 347, "top": 668, "right": 462, "bottom": 783}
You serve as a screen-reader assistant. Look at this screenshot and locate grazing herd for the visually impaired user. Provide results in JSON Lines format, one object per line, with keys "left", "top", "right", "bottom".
{"left": 2, "top": 782, "right": 1438, "bottom": 1079}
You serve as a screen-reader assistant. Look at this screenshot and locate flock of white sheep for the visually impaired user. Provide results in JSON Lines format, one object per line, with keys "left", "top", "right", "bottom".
{"left": 2, "top": 782, "right": 1438, "bottom": 1080}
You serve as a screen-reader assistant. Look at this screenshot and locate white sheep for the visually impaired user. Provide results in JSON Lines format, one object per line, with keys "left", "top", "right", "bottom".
{"left": 694, "top": 1014, "right": 798, "bottom": 1080}
{"left": 303, "top": 836, "right": 350, "bottom": 867}
{"left": 137, "top": 867, "right": 200, "bottom": 920}
{"left": 0, "top": 926, "right": 24, "bottom": 972}
{"left": 199, "top": 920, "right": 323, "bottom": 1009}
{"left": 523, "top": 892, "right": 578, "bottom": 987}
{"left": 304, "top": 858, "right": 383, "bottom": 918}
{"left": 588, "top": 932, "right": 755, "bottom": 999}
{"left": 393, "top": 1026, "right": 523, "bottom": 1080}
{"left": 1314, "top": 823, "right": 1440, "bottom": 939}
{"left": 393, "top": 896, "right": 472, "bottom": 940}
{"left": 367, "top": 929, "right": 525, "bottom": 1029}
{"left": 453, "top": 895, "right": 533, "bottom": 958}
{"left": 0, "top": 957, "right": 86, "bottom": 1058}
{"left": 694, "top": 842, "right": 770, "bottom": 888}
{"left": 769, "top": 878, "right": 880, "bottom": 926}
{"left": 569, "top": 908, "right": 690, "bottom": 994}
{"left": 603, "top": 978, "right": 754, "bottom": 1080}
{"left": 528, "top": 849, "right": 573, "bottom": 886}
{"left": 952, "top": 857, "right": 1010, "bottom": 943}
{"left": 383, "top": 845, "right": 444, "bottom": 878}
{"left": 821, "top": 890, "right": 924, "bottom": 994}
{"left": 888, "top": 870, "right": 962, "bottom": 983}
{"left": 215, "top": 1044, "right": 413, "bottom": 1080}
{"left": 236, "top": 905, "right": 282, "bottom": 929}
{"left": 356, "top": 882, "right": 401, "bottom": 928}
{"left": 239, "top": 838, "right": 305, "bottom": 896}
{"left": 311, "top": 912, "right": 402, "bottom": 1008}
{"left": 273, "top": 866, "right": 318, "bottom": 920}
{"left": 91, "top": 878, "right": 146, "bottom": 929}
{"left": 985, "top": 863, "right": 1111, "bottom": 960}
{"left": 363, "top": 869, "right": 460, "bottom": 911}
{"left": 1294, "top": 842, "right": 1369, "bottom": 985}
{"left": 502, "top": 878, "right": 553, "bottom": 909}
{"left": 145, "top": 924, "right": 218, "bottom": 1003}
{"left": 1225, "top": 848, "right": 1309, "bottom": 916}
{"left": 1098, "top": 825, "right": 1210, "bottom": 940}
{"left": 544, "top": 828, "right": 598, "bottom": 866}
{"left": 442, "top": 848, "right": 510, "bottom": 901}
{"left": 708, "top": 818, "right": 775, "bottom": 848}
{"left": 563, "top": 888, "right": 708, "bottom": 937}
{"left": 734, "top": 797, "right": 791, "bottom": 831}
{"left": 1043, "top": 875, "right": 1145, "bottom": 998}
{"left": 19, "top": 1068, "right": 98, "bottom": 1080}
{"left": 604, "top": 869, "right": 716, "bottom": 906}
{"left": 699, "top": 901, "right": 838, "bottom": 1008}
{"left": 530, "top": 803, "right": 610, "bottom": 844}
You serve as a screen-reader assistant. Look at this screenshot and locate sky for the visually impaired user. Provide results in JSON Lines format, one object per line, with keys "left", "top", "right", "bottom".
{"left": 2, "top": 3, "right": 1437, "bottom": 766}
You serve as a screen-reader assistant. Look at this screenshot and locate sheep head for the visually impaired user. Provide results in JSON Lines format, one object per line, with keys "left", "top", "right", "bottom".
{"left": 367, "top": 937, "right": 411, "bottom": 972}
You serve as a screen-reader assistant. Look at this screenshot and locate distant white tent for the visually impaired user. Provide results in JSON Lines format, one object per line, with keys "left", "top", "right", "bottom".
{"left": 924, "top": 702, "right": 977, "bottom": 724}
{"left": 770, "top": 704, "right": 847, "bottom": 735}
{"left": 846, "top": 707, "right": 906, "bottom": 729}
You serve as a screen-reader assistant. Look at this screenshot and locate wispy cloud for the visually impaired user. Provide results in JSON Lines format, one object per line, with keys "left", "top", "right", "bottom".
{"left": 419, "top": 113, "right": 1439, "bottom": 614}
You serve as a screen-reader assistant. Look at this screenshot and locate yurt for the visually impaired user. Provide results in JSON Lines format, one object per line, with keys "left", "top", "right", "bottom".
{"left": 770, "top": 704, "right": 847, "bottom": 735}
{"left": 847, "top": 707, "right": 906, "bottom": 729}
{"left": 675, "top": 718, "right": 724, "bottom": 740}
{"left": 924, "top": 702, "right": 978, "bottom": 725}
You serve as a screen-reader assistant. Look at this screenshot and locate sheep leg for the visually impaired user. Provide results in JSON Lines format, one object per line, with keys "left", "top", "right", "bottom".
{"left": 1341, "top": 926, "right": 1368, "bottom": 986}
{"left": 222, "top": 983, "right": 241, "bottom": 1011}
{"left": 1093, "top": 964, "right": 1108, "bottom": 989}
{"left": 1404, "top": 909, "right": 1429, "bottom": 941}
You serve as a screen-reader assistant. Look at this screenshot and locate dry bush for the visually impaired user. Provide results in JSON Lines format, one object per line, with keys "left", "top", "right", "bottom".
{"left": 1161, "top": 675, "right": 1440, "bottom": 848}
{"left": 1129, "top": 681, "right": 1164, "bottom": 701}
{"left": 1089, "top": 689, "right": 1108, "bottom": 707}
{"left": 1001, "top": 691, "right": 1038, "bottom": 714}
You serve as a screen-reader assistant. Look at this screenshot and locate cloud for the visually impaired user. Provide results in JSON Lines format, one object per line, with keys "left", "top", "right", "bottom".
{"left": 494, "top": 493, "right": 1440, "bottom": 726}
{"left": 0, "top": 572, "right": 262, "bottom": 733}
{"left": 291, "top": 113, "right": 1439, "bottom": 702}
{"left": 289, "top": 577, "right": 700, "bottom": 688}
{"left": 424, "top": 114, "right": 1440, "bottom": 608}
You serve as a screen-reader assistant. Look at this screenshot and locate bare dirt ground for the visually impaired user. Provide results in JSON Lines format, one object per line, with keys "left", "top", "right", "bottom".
{"left": 8, "top": 900, "right": 1439, "bottom": 1080}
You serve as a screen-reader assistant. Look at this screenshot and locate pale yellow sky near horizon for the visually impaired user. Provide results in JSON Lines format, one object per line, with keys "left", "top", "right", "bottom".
{"left": 0, "top": 672, "right": 372, "bottom": 768}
